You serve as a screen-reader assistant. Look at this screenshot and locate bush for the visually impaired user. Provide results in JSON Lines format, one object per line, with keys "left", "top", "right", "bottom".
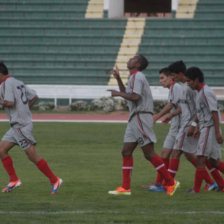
{"left": 71, "top": 101, "right": 88, "bottom": 111}
{"left": 153, "top": 100, "right": 168, "bottom": 113}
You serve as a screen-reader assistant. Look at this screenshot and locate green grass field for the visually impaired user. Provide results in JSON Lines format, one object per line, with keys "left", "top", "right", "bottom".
{"left": 0, "top": 122, "right": 224, "bottom": 224}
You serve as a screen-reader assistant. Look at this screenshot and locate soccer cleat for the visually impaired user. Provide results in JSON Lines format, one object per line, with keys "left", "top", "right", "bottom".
{"left": 166, "top": 180, "right": 180, "bottom": 196}
{"left": 108, "top": 186, "right": 131, "bottom": 195}
{"left": 187, "top": 188, "right": 198, "bottom": 194}
{"left": 2, "top": 179, "right": 22, "bottom": 193}
{"left": 204, "top": 182, "right": 218, "bottom": 191}
{"left": 51, "top": 178, "right": 63, "bottom": 195}
{"left": 149, "top": 184, "right": 166, "bottom": 192}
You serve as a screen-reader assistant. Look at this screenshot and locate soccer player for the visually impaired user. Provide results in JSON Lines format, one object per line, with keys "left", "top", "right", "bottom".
{"left": 0, "top": 62, "right": 62, "bottom": 194}
{"left": 107, "top": 55, "right": 180, "bottom": 196}
{"left": 143, "top": 67, "right": 182, "bottom": 192}
{"left": 164, "top": 61, "right": 218, "bottom": 190}
{"left": 185, "top": 67, "right": 224, "bottom": 193}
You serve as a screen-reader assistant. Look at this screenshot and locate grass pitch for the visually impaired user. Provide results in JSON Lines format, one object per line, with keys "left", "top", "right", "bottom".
{"left": 0, "top": 122, "right": 223, "bottom": 223}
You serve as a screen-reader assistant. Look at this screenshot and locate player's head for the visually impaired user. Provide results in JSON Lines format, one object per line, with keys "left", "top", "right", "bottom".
{"left": 159, "top": 67, "right": 173, "bottom": 88}
{"left": 0, "top": 62, "right": 8, "bottom": 76}
{"left": 168, "top": 60, "right": 186, "bottom": 82}
{"left": 185, "top": 66, "right": 204, "bottom": 90}
{"left": 127, "top": 55, "right": 149, "bottom": 71}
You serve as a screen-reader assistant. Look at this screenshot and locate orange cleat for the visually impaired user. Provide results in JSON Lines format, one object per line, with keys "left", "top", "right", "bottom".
{"left": 108, "top": 186, "right": 131, "bottom": 195}
{"left": 2, "top": 179, "right": 22, "bottom": 193}
{"left": 166, "top": 180, "right": 180, "bottom": 196}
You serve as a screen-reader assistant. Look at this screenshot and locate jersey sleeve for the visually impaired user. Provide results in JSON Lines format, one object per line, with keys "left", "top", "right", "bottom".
{"left": 132, "top": 73, "right": 143, "bottom": 95}
{"left": 204, "top": 89, "right": 218, "bottom": 112}
{"left": 170, "top": 84, "right": 180, "bottom": 106}
{"left": 4, "top": 80, "right": 15, "bottom": 102}
{"left": 25, "top": 85, "right": 37, "bottom": 100}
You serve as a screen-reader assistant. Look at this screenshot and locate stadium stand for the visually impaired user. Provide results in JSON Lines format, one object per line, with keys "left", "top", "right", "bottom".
{"left": 0, "top": 0, "right": 126, "bottom": 85}
{"left": 0, "top": 0, "right": 223, "bottom": 103}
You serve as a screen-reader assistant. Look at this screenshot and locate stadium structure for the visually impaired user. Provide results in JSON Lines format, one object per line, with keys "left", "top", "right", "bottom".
{"left": 0, "top": 0, "right": 224, "bottom": 106}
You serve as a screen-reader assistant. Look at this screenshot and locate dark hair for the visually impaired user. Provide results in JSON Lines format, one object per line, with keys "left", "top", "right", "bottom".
{"left": 136, "top": 55, "right": 149, "bottom": 71}
{"left": 159, "top": 67, "right": 171, "bottom": 76}
{"left": 0, "top": 62, "right": 8, "bottom": 75}
{"left": 185, "top": 67, "right": 204, "bottom": 82}
{"left": 168, "top": 60, "right": 186, "bottom": 74}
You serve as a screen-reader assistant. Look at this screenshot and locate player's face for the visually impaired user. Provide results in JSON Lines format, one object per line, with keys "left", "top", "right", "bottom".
{"left": 186, "top": 78, "right": 196, "bottom": 90}
{"left": 172, "top": 72, "right": 180, "bottom": 82}
{"left": 159, "top": 73, "right": 168, "bottom": 88}
{"left": 127, "top": 56, "right": 140, "bottom": 70}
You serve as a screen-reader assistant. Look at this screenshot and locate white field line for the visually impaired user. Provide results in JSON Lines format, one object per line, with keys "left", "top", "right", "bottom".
{"left": 0, "top": 210, "right": 224, "bottom": 215}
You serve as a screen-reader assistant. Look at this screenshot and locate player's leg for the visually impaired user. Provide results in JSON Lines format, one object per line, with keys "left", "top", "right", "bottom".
{"left": 0, "top": 140, "right": 22, "bottom": 192}
{"left": 25, "top": 144, "right": 62, "bottom": 194}
{"left": 141, "top": 143, "right": 180, "bottom": 196}
{"left": 108, "top": 142, "right": 137, "bottom": 195}
{"left": 168, "top": 149, "right": 182, "bottom": 178}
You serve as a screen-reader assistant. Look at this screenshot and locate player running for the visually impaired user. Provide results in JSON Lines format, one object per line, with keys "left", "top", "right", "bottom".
{"left": 107, "top": 55, "right": 180, "bottom": 196}
{"left": 185, "top": 67, "right": 224, "bottom": 193}
{"left": 0, "top": 62, "right": 62, "bottom": 194}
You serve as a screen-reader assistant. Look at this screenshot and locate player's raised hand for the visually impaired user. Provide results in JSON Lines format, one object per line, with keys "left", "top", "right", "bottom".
{"left": 112, "top": 65, "right": 120, "bottom": 79}
{"left": 107, "top": 89, "right": 120, "bottom": 97}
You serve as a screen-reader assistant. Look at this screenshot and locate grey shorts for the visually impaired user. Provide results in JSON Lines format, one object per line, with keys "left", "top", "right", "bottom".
{"left": 173, "top": 126, "right": 197, "bottom": 153}
{"left": 163, "top": 132, "right": 176, "bottom": 149}
{"left": 124, "top": 113, "right": 156, "bottom": 147}
{"left": 197, "top": 126, "right": 222, "bottom": 160}
{"left": 2, "top": 123, "right": 37, "bottom": 150}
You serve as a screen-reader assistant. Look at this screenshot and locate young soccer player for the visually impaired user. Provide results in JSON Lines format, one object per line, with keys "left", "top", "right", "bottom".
{"left": 186, "top": 67, "right": 224, "bottom": 193}
{"left": 0, "top": 62, "right": 62, "bottom": 194}
{"left": 143, "top": 67, "right": 182, "bottom": 192}
{"left": 107, "top": 55, "right": 180, "bottom": 196}
{"left": 164, "top": 61, "right": 218, "bottom": 191}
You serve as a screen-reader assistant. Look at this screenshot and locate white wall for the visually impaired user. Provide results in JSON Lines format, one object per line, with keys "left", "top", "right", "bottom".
{"left": 104, "top": 0, "right": 109, "bottom": 10}
{"left": 108, "top": 0, "right": 124, "bottom": 18}
{"left": 172, "top": 0, "right": 179, "bottom": 11}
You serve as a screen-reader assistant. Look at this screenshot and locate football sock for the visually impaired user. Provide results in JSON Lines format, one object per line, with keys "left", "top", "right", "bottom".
{"left": 168, "top": 158, "right": 180, "bottom": 178}
{"left": 1, "top": 156, "right": 18, "bottom": 182}
{"left": 155, "top": 158, "right": 169, "bottom": 185}
{"left": 193, "top": 168, "right": 207, "bottom": 192}
{"left": 36, "top": 158, "right": 58, "bottom": 184}
{"left": 150, "top": 155, "right": 174, "bottom": 186}
{"left": 206, "top": 160, "right": 224, "bottom": 187}
{"left": 122, "top": 156, "right": 133, "bottom": 190}
{"left": 217, "top": 161, "right": 224, "bottom": 174}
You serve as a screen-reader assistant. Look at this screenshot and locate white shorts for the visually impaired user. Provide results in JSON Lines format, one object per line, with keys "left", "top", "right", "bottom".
{"left": 2, "top": 123, "right": 36, "bottom": 150}
{"left": 163, "top": 133, "right": 176, "bottom": 149}
{"left": 124, "top": 113, "right": 156, "bottom": 147}
{"left": 197, "top": 126, "right": 222, "bottom": 160}
{"left": 173, "top": 126, "right": 197, "bottom": 153}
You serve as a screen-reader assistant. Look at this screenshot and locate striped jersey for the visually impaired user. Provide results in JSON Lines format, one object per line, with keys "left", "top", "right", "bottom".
{"left": 125, "top": 71, "right": 153, "bottom": 120}
{"left": 168, "top": 82, "right": 181, "bottom": 135}
{"left": 0, "top": 76, "right": 36, "bottom": 128}
{"left": 179, "top": 82, "right": 197, "bottom": 131}
{"left": 196, "top": 83, "right": 221, "bottom": 129}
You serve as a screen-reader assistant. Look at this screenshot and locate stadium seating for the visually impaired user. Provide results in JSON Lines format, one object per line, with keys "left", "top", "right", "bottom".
{"left": 0, "top": 0, "right": 126, "bottom": 85}
{"left": 0, "top": 0, "right": 223, "bottom": 88}
{"left": 138, "top": 0, "right": 224, "bottom": 86}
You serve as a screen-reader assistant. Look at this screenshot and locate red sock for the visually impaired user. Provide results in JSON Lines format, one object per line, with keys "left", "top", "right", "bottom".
{"left": 155, "top": 158, "right": 169, "bottom": 185}
{"left": 193, "top": 168, "right": 207, "bottom": 192}
{"left": 206, "top": 160, "right": 224, "bottom": 187}
{"left": 150, "top": 155, "right": 174, "bottom": 186}
{"left": 1, "top": 156, "right": 18, "bottom": 182}
{"left": 36, "top": 158, "right": 58, "bottom": 184}
{"left": 168, "top": 158, "right": 180, "bottom": 178}
{"left": 217, "top": 161, "right": 224, "bottom": 174}
{"left": 122, "top": 156, "right": 133, "bottom": 190}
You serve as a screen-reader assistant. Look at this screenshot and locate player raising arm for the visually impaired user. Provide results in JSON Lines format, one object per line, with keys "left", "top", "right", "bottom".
{"left": 0, "top": 62, "right": 62, "bottom": 194}
{"left": 107, "top": 55, "right": 180, "bottom": 196}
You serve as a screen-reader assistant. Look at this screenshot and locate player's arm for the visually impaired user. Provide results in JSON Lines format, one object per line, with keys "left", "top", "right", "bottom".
{"left": 28, "top": 95, "right": 38, "bottom": 108}
{"left": 212, "top": 111, "right": 223, "bottom": 144}
{"left": 0, "top": 100, "right": 14, "bottom": 107}
{"left": 107, "top": 90, "right": 140, "bottom": 102}
{"left": 112, "top": 65, "right": 125, "bottom": 93}
{"left": 162, "top": 106, "right": 181, "bottom": 124}
{"left": 153, "top": 102, "right": 174, "bottom": 122}
{"left": 188, "top": 116, "right": 199, "bottom": 137}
